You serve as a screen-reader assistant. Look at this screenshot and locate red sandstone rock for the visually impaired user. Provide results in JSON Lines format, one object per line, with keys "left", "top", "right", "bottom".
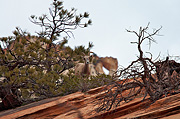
{"left": 0, "top": 85, "right": 180, "bottom": 119}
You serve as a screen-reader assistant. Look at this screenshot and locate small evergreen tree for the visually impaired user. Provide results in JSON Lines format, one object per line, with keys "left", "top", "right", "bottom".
{"left": 0, "top": 0, "right": 92, "bottom": 110}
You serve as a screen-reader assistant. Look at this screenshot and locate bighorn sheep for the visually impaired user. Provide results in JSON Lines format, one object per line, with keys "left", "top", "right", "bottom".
{"left": 75, "top": 52, "right": 97, "bottom": 77}
{"left": 92, "top": 53, "right": 118, "bottom": 76}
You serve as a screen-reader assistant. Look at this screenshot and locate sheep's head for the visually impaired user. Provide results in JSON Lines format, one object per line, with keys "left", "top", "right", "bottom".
{"left": 83, "top": 55, "right": 91, "bottom": 64}
{"left": 82, "top": 52, "right": 94, "bottom": 64}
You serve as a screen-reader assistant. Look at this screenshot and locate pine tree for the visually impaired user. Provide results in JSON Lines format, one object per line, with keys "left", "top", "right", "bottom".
{"left": 0, "top": 0, "right": 92, "bottom": 110}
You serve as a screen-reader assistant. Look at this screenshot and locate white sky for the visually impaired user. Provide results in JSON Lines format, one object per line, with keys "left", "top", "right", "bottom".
{"left": 1, "top": 0, "right": 180, "bottom": 67}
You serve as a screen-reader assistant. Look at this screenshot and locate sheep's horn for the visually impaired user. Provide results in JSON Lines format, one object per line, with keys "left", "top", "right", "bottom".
{"left": 82, "top": 52, "right": 86, "bottom": 56}
{"left": 88, "top": 51, "right": 94, "bottom": 56}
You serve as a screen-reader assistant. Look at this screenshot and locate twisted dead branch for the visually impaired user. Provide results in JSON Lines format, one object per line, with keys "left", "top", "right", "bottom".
{"left": 96, "top": 23, "right": 180, "bottom": 112}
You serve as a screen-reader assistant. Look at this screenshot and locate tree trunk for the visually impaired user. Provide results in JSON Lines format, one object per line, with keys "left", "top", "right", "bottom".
{"left": 0, "top": 86, "right": 22, "bottom": 110}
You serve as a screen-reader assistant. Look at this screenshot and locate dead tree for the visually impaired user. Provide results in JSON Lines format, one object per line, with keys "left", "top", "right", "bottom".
{"left": 96, "top": 23, "right": 180, "bottom": 112}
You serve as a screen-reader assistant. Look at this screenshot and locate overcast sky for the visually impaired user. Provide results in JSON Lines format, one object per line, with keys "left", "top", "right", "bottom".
{"left": 1, "top": 0, "right": 180, "bottom": 68}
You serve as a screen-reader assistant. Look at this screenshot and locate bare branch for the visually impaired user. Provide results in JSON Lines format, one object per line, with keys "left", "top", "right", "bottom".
{"left": 96, "top": 23, "right": 180, "bottom": 113}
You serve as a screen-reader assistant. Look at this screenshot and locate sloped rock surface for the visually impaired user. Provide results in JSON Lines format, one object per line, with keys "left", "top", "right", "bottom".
{"left": 0, "top": 86, "right": 180, "bottom": 119}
